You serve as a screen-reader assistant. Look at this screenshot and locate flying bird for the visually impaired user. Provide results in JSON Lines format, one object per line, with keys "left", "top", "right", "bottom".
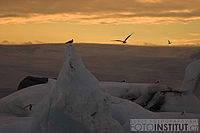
{"left": 168, "top": 40, "right": 172, "bottom": 44}
{"left": 65, "top": 39, "right": 73, "bottom": 44}
{"left": 112, "top": 33, "right": 133, "bottom": 44}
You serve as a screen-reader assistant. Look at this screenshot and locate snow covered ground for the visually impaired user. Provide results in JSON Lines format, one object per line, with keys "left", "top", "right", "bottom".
{"left": 0, "top": 45, "right": 200, "bottom": 133}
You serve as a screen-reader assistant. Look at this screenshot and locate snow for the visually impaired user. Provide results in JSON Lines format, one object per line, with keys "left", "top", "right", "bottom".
{"left": 0, "top": 79, "right": 55, "bottom": 117}
{"left": 0, "top": 45, "right": 200, "bottom": 133}
{"left": 100, "top": 82, "right": 153, "bottom": 100}
{"left": 31, "top": 45, "right": 124, "bottom": 133}
{"left": 182, "top": 59, "right": 200, "bottom": 99}
{"left": 159, "top": 92, "right": 200, "bottom": 114}
{"left": 0, "top": 113, "right": 32, "bottom": 133}
{"left": 109, "top": 95, "right": 200, "bottom": 132}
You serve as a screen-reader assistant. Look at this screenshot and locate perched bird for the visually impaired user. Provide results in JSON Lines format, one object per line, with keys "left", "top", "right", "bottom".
{"left": 168, "top": 40, "right": 172, "bottom": 45}
{"left": 121, "top": 80, "right": 126, "bottom": 82}
{"left": 23, "top": 104, "right": 33, "bottom": 111}
{"left": 181, "top": 110, "right": 186, "bottom": 116}
{"left": 154, "top": 80, "right": 160, "bottom": 84}
{"left": 112, "top": 33, "right": 133, "bottom": 44}
{"left": 65, "top": 39, "right": 73, "bottom": 44}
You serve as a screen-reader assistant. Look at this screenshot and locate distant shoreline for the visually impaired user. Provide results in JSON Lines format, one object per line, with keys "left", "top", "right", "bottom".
{"left": 0, "top": 43, "right": 200, "bottom": 48}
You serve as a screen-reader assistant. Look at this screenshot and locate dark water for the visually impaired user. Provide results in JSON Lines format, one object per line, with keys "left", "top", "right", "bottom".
{"left": 0, "top": 88, "right": 16, "bottom": 98}
{"left": 0, "top": 43, "right": 200, "bottom": 98}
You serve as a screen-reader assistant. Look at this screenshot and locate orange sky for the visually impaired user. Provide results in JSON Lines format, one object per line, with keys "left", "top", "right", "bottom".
{"left": 0, "top": 0, "right": 200, "bottom": 46}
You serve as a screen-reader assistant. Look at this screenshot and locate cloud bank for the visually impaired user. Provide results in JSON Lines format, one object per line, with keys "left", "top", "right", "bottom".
{"left": 0, "top": 0, "right": 200, "bottom": 24}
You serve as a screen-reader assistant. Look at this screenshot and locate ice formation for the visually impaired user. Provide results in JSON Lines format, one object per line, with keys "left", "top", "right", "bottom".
{"left": 31, "top": 45, "right": 124, "bottom": 133}
{"left": 0, "top": 80, "right": 55, "bottom": 117}
{"left": 182, "top": 59, "right": 200, "bottom": 99}
{"left": 0, "top": 45, "right": 200, "bottom": 133}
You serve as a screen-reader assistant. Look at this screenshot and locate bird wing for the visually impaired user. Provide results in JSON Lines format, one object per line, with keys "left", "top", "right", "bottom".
{"left": 112, "top": 40, "right": 123, "bottom": 42}
{"left": 65, "top": 39, "right": 73, "bottom": 44}
{"left": 124, "top": 33, "right": 133, "bottom": 42}
{"left": 168, "top": 40, "right": 171, "bottom": 44}
{"left": 65, "top": 41, "right": 71, "bottom": 44}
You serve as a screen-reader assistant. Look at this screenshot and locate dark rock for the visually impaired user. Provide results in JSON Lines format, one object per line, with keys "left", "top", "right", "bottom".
{"left": 148, "top": 93, "right": 165, "bottom": 112}
{"left": 144, "top": 89, "right": 183, "bottom": 112}
{"left": 17, "top": 76, "right": 48, "bottom": 90}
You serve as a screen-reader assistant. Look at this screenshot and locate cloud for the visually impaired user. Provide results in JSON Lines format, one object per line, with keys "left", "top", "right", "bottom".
{"left": 143, "top": 42, "right": 157, "bottom": 46}
{"left": 35, "top": 40, "right": 45, "bottom": 44}
{"left": 183, "top": 39, "right": 200, "bottom": 45}
{"left": 188, "top": 33, "right": 200, "bottom": 36}
{"left": 0, "top": 0, "right": 200, "bottom": 24}
{"left": 1, "top": 40, "right": 10, "bottom": 44}
{"left": 1, "top": 13, "right": 200, "bottom": 25}
{"left": 175, "top": 39, "right": 200, "bottom": 45}
{"left": 136, "top": 0, "right": 164, "bottom": 3}
{"left": 23, "top": 41, "right": 32, "bottom": 45}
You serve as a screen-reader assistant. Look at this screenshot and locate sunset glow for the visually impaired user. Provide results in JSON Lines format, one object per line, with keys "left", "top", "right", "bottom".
{"left": 1, "top": 0, "right": 200, "bottom": 45}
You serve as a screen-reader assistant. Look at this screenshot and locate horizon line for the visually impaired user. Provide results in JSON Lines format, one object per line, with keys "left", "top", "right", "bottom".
{"left": 0, "top": 42, "right": 200, "bottom": 47}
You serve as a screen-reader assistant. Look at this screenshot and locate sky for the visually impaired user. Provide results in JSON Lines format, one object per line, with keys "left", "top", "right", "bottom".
{"left": 0, "top": 0, "right": 200, "bottom": 46}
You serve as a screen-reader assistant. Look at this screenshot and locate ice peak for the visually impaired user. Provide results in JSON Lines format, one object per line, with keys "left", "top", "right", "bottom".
{"left": 182, "top": 59, "right": 200, "bottom": 99}
{"left": 31, "top": 45, "right": 124, "bottom": 133}
{"left": 56, "top": 45, "right": 99, "bottom": 89}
